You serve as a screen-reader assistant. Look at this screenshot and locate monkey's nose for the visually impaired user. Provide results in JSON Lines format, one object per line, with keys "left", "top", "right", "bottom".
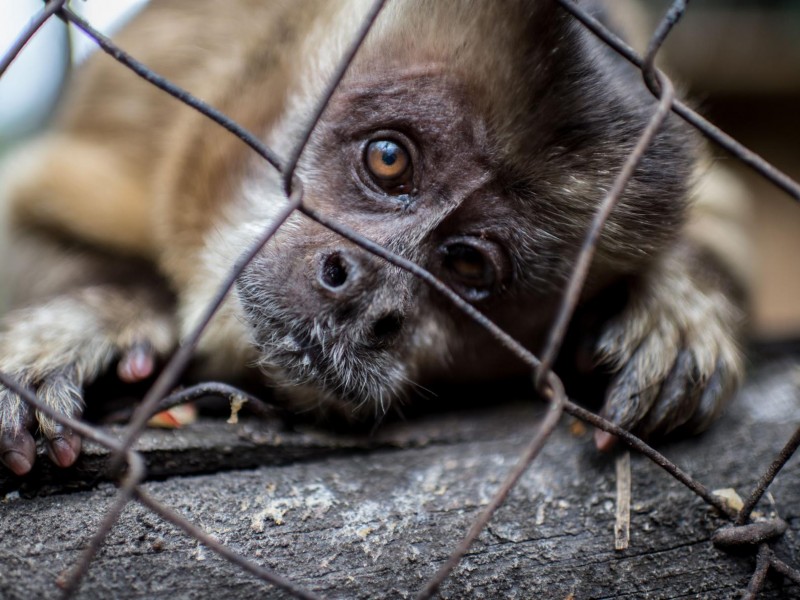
{"left": 318, "top": 250, "right": 359, "bottom": 292}
{"left": 316, "top": 250, "right": 407, "bottom": 345}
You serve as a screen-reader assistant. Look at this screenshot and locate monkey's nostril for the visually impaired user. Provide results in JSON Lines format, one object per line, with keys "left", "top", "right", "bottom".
{"left": 320, "top": 252, "right": 349, "bottom": 289}
{"left": 371, "top": 312, "right": 404, "bottom": 342}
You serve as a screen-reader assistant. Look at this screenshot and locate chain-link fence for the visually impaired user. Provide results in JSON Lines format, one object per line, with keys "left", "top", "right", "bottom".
{"left": 1, "top": 0, "right": 799, "bottom": 598}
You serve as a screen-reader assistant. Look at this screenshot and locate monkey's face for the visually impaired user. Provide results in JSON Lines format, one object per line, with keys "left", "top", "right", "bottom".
{"left": 236, "top": 72, "right": 545, "bottom": 415}
{"left": 235, "top": 8, "right": 693, "bottom": 417}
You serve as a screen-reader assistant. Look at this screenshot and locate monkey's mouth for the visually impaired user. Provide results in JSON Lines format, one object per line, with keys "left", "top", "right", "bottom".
{"left": 248, "top": 316, "right": 411, "bottom": 417}
{"left": 235, "top": 253, "right": 414, "bottom": 417}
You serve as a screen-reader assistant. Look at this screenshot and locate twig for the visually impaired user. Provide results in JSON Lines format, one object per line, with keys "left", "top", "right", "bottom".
{"left": 615, "top": 451, "right": 632, "bottom": 551}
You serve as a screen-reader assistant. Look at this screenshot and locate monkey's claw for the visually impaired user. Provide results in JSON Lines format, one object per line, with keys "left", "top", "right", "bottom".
{"left": 0, "top": 291, "right": 174, "bottom": 475}
{"left": 0, "top": 369, "right": 84, "bottom": 474}
{"left": 1, "top": 429, "right": 36, "bottom": 476}
{"left": 0, "top": 342, "right": 161, "bottom": 475}
{"left": 591, "top": 265, "right": 743, "bottom": 451}
{"left": 117, "top": 341, "right": 156, "bottom": 383}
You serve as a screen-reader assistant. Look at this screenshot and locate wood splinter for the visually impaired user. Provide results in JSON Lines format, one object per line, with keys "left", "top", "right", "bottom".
{"left": 615, "top": 450, "right": 632, "bottom": 551}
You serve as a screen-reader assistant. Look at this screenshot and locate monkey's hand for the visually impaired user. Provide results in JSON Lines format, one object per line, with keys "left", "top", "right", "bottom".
{"left": 592, "top": 252, "right": 744, "bottom": 450}
{"left": 0, "top": 287, "right": 175, "bottom": 475}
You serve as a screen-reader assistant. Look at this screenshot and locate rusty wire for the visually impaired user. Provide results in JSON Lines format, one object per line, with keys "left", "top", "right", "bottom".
{"left": 135, "top": 489, "right": 325, "bottom": 600}
{"left": 737, "top": 424, "right": 800, "bottom": 525}
{"left": 744, "top": 544, "right": 773, "bottom": 600}
{"left": 281, "top": 0, "right": 388, "bottom": 197}
{"left": 536, "top": 70, "right": 675, "bottom": 388}
{"left": 1, "top": 0, "right": 799, "bottom": 597}
{"left": 0, "top": 0, "right": 66, "bottom": 78}
{"left": 150, "top": 382, "right": 285, "bottom": 421}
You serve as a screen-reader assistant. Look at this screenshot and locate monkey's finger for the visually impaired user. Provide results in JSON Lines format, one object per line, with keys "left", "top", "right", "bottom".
{"left": 594, "top": 300, "right": 683, "bottom": 451}
{"left": 0, "top": 430, "right": 36, "bottom": 475}
{"left": 117, "top": 341, "right": 155, "bottom": 383}
{"left": 45, "top": 424, "right": 82, "bottom": 468}
{"left": 595, "top": 333, "right": 678, "bottom": 451}
{"left": 639, "top": 350, "right": 703, "bottom": 439}
{"left": 595, "top": 385, "right": 658, "bottom": 453}
{"left": 36, "top": 369, "right": 85, "bottom": 468}
{"left": 0, "top": 394, "right": 36, "bottom": 475}
{"left": 593, "top": 428, "right": 618, "bottom": 452}
{"left": 685, "top": 358, "right": 733, "bottom": 435}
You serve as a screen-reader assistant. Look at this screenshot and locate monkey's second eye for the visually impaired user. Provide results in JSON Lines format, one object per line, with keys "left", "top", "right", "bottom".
{"left": 440, "top": 238, "right": 508, "bottom": 302}
{"left": 364, "top": 139, "right": 413, "bottom": 194}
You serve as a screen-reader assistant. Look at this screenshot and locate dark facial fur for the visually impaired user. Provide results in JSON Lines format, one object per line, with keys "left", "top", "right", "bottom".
{"left": 236, "top": 0, "right": 696, "bottom": 417}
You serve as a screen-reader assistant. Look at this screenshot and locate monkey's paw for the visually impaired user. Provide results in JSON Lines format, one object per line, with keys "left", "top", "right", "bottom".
{"left": 592, "top": 267, "right": 743, "bottom": 451}
{"left": 0, "top": 290, "right": 174, "bottom": 475}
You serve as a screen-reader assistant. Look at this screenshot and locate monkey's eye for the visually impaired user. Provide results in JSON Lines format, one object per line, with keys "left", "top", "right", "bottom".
{"left": 364, "top": 139, "right": 413, "bottom": 194}
{"left": 441, "top": 238, "right": 507, "bottom": 302}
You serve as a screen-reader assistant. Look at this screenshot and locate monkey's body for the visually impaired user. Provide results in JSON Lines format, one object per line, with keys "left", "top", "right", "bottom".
{"left": 0, "top": 0, "right": 744, "bottom": 475}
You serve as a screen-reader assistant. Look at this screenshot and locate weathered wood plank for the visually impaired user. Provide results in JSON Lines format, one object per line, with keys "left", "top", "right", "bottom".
{"left": 1, "top": 361, "right": 799, "bottom": 599}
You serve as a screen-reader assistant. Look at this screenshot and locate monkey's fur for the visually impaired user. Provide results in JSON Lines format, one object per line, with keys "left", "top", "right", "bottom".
{"left": 0, "top": 0, "right": 745, "bottom": 475}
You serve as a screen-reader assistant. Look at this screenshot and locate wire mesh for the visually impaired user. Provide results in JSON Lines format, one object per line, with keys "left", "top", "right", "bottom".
{"left": 0, "top": 0, "right": 799, "bottom": 597}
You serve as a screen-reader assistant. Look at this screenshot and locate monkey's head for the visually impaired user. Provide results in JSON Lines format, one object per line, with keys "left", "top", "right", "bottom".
{"left": 233, "top": 0, "right": 695, "bottom": 418}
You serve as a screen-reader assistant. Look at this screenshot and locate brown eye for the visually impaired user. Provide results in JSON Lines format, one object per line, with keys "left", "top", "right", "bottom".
{"left": 444, "top": 244, "right": 493, "bottom": 285}
{"left": 364, "top": 139, "right": 413, "bottom": 194}
{"left": 441, "top": 239, "right": 505, "bottom": 302}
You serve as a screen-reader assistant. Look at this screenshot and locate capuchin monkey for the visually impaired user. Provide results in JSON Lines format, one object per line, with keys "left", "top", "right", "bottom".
{"left": 0, "top": 0, "right": 746, "bottom": 476}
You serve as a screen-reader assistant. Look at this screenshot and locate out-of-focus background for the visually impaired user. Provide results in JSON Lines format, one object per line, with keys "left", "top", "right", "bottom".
{"left": 1, "top": 0, "right": 799, "bottom": 339}
{"left": 0, "top": 0, "right": 147, "bottom": 141}
{"left": 640, "top": 0, "right": 800, "bottom": 342}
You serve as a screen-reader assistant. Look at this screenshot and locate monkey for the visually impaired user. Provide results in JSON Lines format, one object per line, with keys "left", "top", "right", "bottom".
{"left": 0, "top": 0, "right": 746, "bottom": 476}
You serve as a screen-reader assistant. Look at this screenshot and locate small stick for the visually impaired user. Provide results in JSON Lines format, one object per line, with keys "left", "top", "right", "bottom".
{"left": 615, "top": 451, "right": 632, "bottom": 551}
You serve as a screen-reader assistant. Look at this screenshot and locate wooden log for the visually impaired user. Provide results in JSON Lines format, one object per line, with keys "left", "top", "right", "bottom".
{"left": 1, "top": 361, "right": 799, "bottom": 599}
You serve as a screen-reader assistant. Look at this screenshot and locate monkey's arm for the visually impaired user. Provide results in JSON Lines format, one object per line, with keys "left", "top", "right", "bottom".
{"left": 0, "top": 142, "right": 177, "bottom": 475}
{"left": 590, "top": 166, "right": 749, "bottom": 449}
{"left": 592, "top": 248, "right": 743, "bottom": 449}
{"left": 0, "top": 226, "right": 176, "bottom": 475}
{"left": 0, "top": 0, "right": 319, "bottom": 475}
